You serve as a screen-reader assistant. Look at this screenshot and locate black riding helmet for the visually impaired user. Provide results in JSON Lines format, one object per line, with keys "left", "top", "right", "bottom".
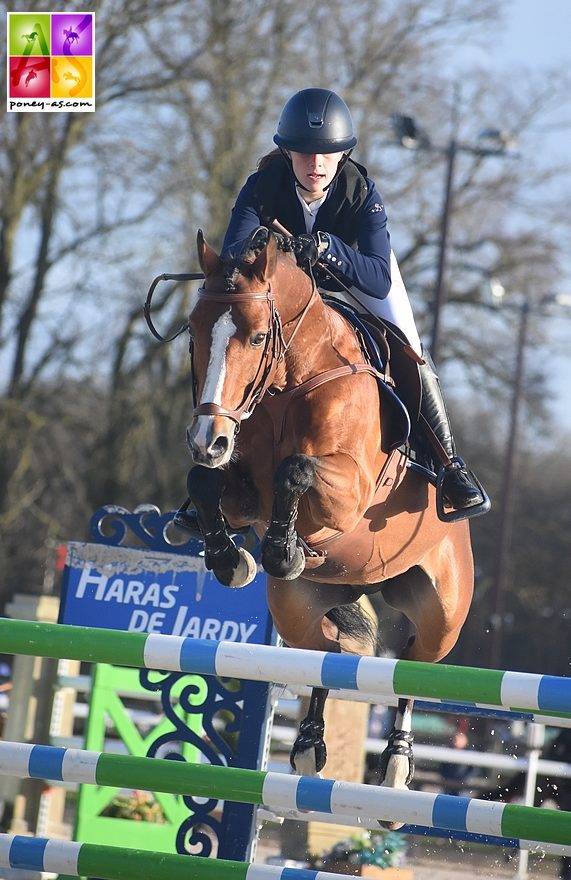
{"left": 273, "top": 88, "right": 357, "bottom": 154}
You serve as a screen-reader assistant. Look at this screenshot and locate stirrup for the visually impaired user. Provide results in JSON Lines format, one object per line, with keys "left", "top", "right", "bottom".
{"left": 436, "top": 457, "right": 491, "bottom": 523}
{"left": 173, "top": 499, "right": 251, "bottom": 537}
{"left": 172, "top": 500, "right": 203, "bottom": 537}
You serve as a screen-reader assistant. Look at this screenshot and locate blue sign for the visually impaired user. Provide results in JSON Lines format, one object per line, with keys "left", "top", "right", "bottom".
{"left": 59, "top": 542, "right": 272, "bottom": 645}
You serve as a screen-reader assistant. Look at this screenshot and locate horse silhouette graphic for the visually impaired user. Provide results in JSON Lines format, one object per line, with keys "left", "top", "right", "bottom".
{"left": 25, "top": 69, "right": 37, "bottom": 87}
{"left": 64, "top": 71, "right": 80, "bottom": 85}
{"left": 63, "top": 27, "right": 79, "bottom": 44}
{"left": 22, "top": 32, "right": 38, "bottom": 44}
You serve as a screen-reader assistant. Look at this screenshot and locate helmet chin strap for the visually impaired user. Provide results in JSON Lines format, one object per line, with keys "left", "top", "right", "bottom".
{"left": 279, "top": 148, "right": 352, "bottom": 192}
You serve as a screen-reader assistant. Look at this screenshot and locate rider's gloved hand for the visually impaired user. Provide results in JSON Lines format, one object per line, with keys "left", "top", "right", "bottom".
{"left": 290, "top": 232, "right": 331, "bottom": 267}
{"left": 291, "top": 234, "right": 319, "bottom": 267}
{"left": 271, "top": 231, "right": 287, "bottom": 250}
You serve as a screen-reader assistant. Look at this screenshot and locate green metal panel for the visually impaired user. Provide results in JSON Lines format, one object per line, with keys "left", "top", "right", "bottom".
{"left": 75, "top": 663, "right": 205, "bottom": 853}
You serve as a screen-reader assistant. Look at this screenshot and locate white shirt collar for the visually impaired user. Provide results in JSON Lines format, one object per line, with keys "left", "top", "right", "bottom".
{"left": 295, "top": 187, "right": 328, "bottom": 232}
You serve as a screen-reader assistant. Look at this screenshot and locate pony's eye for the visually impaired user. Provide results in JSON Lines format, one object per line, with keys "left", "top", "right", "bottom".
{"left": 250, "top": 332, "right": 267, "bottom": 347}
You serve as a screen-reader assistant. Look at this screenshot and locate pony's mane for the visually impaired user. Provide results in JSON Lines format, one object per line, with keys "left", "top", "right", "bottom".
{"left": 220, "top": 227, "right": 293, "bottom": 291}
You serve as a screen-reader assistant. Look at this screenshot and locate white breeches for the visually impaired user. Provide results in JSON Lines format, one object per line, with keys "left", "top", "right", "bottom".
{"left": 322, "top": 251, "right": 423, "bottom": 357}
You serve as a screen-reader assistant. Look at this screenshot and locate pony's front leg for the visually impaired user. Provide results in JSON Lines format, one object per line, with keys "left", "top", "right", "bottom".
{"left": 186, "top": 466, "right": 257, "bottom": 588}
{"left": 261, "top": 454, "right": 317, "bottom": 580}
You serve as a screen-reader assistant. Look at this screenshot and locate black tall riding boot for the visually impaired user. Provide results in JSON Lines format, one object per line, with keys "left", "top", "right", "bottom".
{"left": 419, "top": 351, "right": 485, "bottom": 511}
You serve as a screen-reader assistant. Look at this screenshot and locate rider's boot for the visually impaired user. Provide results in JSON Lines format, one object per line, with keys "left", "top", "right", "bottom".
{"left": 419, "top": 350, "right": 485, "bottom": 511}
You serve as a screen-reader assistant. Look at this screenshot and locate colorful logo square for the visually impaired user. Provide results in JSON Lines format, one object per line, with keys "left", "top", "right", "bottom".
{"left": 51, "top": 56, "right": 93, "bottom": 99}
{"left": 51, "top": 13, "right": 93, "bottom": 56}
{"left": 8, "top": 13, "right": 50, "bottom": 56}
{"left": 9, "top": 56, "right": 50, "bottom": 98}
{"left": 7, "top": 11, "right": 95, "bottom": 112}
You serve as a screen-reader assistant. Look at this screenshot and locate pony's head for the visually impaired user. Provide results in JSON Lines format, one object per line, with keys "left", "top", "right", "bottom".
{"left": 186, "top": 228, "right": 286, "bottom": 467}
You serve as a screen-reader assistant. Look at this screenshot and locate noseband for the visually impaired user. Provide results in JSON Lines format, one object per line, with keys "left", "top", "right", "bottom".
{"left": 191, "top": 282, "right": 318, "bottom": 425}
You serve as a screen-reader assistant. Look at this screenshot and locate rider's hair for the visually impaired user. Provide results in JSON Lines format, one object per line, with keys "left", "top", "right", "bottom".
{"left": 257, "top": 148, "right": 282, "bottom": 171}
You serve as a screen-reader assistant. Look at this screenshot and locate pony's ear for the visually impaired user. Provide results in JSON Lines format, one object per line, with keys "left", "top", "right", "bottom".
{"left": 252, "top": 229, "right": 278, "bottom": 282}
{"left": 197, "top": 229, "right": 220, "bottom": 276}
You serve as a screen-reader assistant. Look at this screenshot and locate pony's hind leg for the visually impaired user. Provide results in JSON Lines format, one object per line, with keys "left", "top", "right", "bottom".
{"left": 290, "top": 687, "right": 329, "bottom": 777}
{"left": 376, "top": 693, "right": 415, "bottom": 830}
{"left": 374, "top": 554, "right": 473, "bottom": 829}
{"left": 261, "top": 454, "right": 317, "bottom": 580}
{"left": 268, "top": 578, "right": 377, "bottom": 777}
{"left": 186, "top": 466, "right": 256, "bottom": 588}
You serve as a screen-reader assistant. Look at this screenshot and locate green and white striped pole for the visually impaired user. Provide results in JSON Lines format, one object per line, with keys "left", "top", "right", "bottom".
{"left": 0, "top": 833, "right": 339, "bottom": 879}
{"left": 1, "top": 618, "right": 570, "bottom": 716}
{"left": 1, "top": 742, "right": 570, "bottom": 849}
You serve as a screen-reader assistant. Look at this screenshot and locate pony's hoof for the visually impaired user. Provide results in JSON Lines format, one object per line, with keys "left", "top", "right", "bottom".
{"left": 262, "top": 544, "right": 305, "bottom": 580}
{"left": 215, "top": 547, "right": 257, "bottom": 588}
{"left": 379, "top": 816, "right": 406, "bottom": 831}
{"left": 376, "top": 742, "right": 413, "bottom": 831}
{"left": 290, "top": 718, "right": 327, "bottom": 776}
{"left": 378, "top": 778, "right": 409, "bottom": 831}
{"left": 291, "top": 750, "right": 324, "bottom": 778}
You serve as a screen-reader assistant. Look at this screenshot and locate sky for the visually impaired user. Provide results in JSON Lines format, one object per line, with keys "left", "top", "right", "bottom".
{"left": 496, "top": 0, "right": 569, "bottom": 66}
{"left": 447, "top": 0, "right": 571, "bottom": 429}
{"left": 499, "top": 1, "right": 571, "bottom": 427}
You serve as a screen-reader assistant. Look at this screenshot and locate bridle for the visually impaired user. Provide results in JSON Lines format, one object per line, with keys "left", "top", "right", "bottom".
{"left": 190, "top": 280, "right": 319, "bottom": 426}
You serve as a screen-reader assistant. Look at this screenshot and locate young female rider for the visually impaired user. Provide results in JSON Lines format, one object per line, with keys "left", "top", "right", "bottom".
{"left": 220, "top": 87, "right": 485, "bottom": 515}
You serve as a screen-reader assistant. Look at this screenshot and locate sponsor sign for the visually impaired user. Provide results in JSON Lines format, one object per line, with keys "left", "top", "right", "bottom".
{"left": 59, "top": 542, "right": 272, "bottom": 644}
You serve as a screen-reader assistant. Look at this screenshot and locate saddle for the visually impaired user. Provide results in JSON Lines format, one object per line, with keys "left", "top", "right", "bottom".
{"left": 323, "top": 296, "right": 429, "bottom": 463}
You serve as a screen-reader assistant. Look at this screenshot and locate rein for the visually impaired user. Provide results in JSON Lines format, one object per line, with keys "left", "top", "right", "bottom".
{"left": 143, "top": 250, "right": 388, "bottom": 436}
{"left": 143, "top": 272, "right": 204, "bottom": 342}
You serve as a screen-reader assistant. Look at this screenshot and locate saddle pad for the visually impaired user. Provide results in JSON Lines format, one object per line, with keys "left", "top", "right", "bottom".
{"left": 324, "top": 296, "right": 411, "bottom": 450}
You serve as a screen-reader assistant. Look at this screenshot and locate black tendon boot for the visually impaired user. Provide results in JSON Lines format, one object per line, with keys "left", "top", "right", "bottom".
{"left": 419, "top": 350, "right": 489, "bottom": 519}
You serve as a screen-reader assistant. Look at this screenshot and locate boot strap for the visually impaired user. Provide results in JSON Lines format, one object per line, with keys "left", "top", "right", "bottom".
{"left": 419, "top": 413, "right": 454, "bottom": 468}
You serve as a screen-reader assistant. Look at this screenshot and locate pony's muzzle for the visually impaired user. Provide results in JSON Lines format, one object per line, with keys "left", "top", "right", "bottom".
{"left": 186, "top": 417, "right": 234, "bottom": 467}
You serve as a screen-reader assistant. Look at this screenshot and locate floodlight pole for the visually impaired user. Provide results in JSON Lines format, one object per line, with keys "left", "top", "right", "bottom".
{"left": 489, "top": 300, "right": 530, "bottom": 669}
{"left": 430, "top": 134, "right": 457, "bottom": 364}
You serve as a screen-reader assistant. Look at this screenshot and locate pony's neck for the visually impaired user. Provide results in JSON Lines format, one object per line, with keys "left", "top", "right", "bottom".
{"left": 272, "top": 259, "right": 348, "bottom": 387}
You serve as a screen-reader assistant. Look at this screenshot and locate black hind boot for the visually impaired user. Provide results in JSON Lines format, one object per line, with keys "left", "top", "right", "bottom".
{"left": 419, "top": 350, "right": 488, "bottom": 517}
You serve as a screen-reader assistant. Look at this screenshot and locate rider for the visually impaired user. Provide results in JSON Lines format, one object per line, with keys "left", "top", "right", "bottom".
{"left": 220, "top": 87, "right": 485, "bottom": 515}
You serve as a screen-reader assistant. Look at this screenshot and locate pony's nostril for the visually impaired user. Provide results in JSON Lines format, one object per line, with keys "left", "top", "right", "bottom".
{"left": 210, "top": 436, "right": 229, "bottom": 458}
{"left": 186, "top": 426, "right": 197, "bottom": 452}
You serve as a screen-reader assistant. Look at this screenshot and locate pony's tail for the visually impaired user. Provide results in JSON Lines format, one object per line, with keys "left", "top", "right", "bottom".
{"left": 325, "top": 603, "right": 380, "bottom": 657}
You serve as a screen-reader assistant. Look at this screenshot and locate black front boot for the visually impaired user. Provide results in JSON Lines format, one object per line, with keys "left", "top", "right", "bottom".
{"left": 419, "top": 351, "right": 486, "bottom": 514}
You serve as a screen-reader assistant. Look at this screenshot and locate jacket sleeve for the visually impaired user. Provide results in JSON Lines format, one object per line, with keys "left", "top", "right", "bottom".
{"left": 221, "top": 174, "right": 262, "bottom": 257}
{"left": 319, "top": 182, "right": 392, "bottom": 300}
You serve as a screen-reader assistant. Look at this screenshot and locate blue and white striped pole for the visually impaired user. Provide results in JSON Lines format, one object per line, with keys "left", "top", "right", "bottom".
{"left": 0, "top": 742, "right": 570, "bottom": 849}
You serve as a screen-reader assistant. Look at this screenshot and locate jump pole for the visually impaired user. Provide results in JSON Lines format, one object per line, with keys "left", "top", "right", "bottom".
{"left": 256, "top": 807, "right": 571, "bottom": 858}
{"left": 0, "top": 741, "right": 570, "bottom": 849}
{"left": 0, "top": 833, "right": 347, "bottom": 880}
{"left": 1, "top": 618, "right": 570, "bottom": 716}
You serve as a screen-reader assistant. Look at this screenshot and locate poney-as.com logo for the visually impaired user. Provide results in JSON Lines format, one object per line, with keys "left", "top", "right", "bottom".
{"left": 7, "top": 12, "right": 95, "bottom": 112}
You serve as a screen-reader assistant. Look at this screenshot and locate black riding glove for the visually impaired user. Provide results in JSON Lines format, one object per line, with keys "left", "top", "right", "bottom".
{"left": 291, "top": 234, "right": 320, "bottom": 267}
{"left": 271, "top": 231, "right": 287, "bottom": 250}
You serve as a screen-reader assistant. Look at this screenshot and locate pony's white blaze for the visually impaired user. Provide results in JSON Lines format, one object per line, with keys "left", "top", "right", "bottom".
{"left": 191, "top": 309, "right": 237, "bottom": 450}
